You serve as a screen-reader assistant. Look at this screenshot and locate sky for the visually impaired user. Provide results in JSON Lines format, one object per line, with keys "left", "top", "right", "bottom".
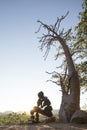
{"left": 0, "top": 0, "right": 86, "bottom": 112}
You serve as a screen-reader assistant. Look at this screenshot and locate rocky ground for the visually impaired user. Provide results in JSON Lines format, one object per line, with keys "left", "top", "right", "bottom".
{"left": 0, "top": 123, "right": 87, "bottom": 130}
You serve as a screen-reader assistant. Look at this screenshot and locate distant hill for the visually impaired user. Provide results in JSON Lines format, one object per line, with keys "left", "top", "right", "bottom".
{"left": 2, "top": 111, "right": 13, "bottom": 114}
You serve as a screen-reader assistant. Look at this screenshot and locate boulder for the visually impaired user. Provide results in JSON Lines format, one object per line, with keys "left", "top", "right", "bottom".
{"left": 43, "top": 116, "right": 56, "bottom": 123}
{"left": 70, "top": 110, "right": 87, "bottom": 123}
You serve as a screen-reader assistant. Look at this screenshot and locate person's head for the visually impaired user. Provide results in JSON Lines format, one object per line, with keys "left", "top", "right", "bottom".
{"left": 38, "top": 91, "right": 44, "bottom": 99}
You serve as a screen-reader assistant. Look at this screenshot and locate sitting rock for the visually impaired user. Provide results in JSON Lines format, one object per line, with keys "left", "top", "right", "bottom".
{"left": 43, "top": 116, "right": 56, "bottom": 123}
{"left": 70, "top": 110, "right": 87, "bottom": 123}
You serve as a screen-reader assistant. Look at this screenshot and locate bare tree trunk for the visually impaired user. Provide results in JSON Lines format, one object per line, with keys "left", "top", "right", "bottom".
{"left": 58, "top": 37, "right": 80, "bottom": 122}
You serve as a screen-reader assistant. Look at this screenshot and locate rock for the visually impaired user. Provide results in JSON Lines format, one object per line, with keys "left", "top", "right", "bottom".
{"left": 70, "top": 110, "right": 87, "bottom": 123}
{"left": 43, "top": 116, "right": 56, "bottom": 123}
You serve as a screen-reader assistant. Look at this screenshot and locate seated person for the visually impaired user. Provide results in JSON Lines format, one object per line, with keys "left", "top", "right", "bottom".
{"left": 30, "top": 91, "right": 53, "bottom": 123}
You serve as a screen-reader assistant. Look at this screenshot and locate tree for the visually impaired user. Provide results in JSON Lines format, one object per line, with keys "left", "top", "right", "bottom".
{"left": 36, "top": 12, "right": 80, "bottom": 122}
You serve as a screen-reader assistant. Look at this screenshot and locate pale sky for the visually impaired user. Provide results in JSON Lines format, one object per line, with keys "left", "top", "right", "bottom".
{"left": 0, "top": 0, "right": 86, "bottom": 112}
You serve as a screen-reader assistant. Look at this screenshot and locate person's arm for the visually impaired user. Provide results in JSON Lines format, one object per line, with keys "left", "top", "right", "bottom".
{"left": 42, "top": 97, "right": 51, "bottom": 107}
{"left": 37, "top": 99, "right": 43, "bottom": 108}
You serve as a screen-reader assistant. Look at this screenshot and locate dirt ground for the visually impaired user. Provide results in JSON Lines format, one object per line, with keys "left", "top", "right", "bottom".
{"left": 0, "top": 123, "right": 87, "bottom": 130}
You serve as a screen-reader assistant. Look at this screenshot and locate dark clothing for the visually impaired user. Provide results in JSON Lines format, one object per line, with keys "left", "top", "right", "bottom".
{"left": 37, "top": 96, "right": 51, "bottom": 107}
{"left": 31, "top": 105, "right": 53, "bottom": 117}
{"left": 36, "top": 96, "right": 53, "bottom": 116}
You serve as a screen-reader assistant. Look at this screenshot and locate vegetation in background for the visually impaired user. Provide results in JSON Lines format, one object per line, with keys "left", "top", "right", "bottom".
{"left": 0, "top": 110, "right": 58, "bottom": 126}
{"left": 75, "top": 0, "right": 87, "bottom": 91}
{"left": 0, "top": 112, "right": 30, "bottom": 125}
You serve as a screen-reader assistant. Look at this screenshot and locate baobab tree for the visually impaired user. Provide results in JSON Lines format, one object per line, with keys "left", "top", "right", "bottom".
{"left": 36, "top": 12, "right": 80, "bottom": 122}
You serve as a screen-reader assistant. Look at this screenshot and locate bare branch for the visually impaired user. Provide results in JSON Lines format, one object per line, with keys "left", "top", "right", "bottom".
{"left": 46, "top": 79, "right": 60, "bottom": 86}
{"left": 36, "top": 12, "right": 71, "bottom": 60}
{"left": 46, "top": 70, "right": 69, "bottom": 95}
{"left": 36, "top": 12, "right": 75, "bottom": 95}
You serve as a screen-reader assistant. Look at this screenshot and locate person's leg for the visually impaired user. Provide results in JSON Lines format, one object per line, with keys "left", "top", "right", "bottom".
{"left": 30, "top": 106, "right": 53, "bottom": 122}
{"left": 44, "top": 106, "right": 53, "bottom": 117}
{"left": 30, "top": 107, "right": 40, "bottom": 123}
{"left": 30, "top": 110, "right": 35, "bottom": 122}
{"left": 35, "top": 112, "right": 39, "bottom": 122}
{"left": 44, "top": 111, "right": 53, "bottom": 117}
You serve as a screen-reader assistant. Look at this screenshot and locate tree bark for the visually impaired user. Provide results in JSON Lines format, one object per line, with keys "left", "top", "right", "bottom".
{"left": 58, "top": 36, "right": 80, "bottom": 122}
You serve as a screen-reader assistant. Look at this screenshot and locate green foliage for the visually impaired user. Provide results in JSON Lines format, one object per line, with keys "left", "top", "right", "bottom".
{"left": 75, "top": 0, "right": 87, "bottom": 49}
{"left": 76, "top": 61, "right": 87, "bottom": 89}
{"left": 75, "top": 0, "right": 87, "bottom": 90}
{"left": 0, "top": 112, "right": 30, "bottom": 126}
